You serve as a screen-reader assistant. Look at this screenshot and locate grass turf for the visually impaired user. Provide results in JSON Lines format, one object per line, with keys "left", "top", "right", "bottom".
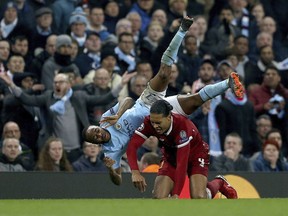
{"left": 0, "top": 199, "right": 287, "bottom": 216}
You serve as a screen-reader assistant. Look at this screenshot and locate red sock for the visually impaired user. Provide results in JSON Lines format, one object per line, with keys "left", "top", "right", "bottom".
{"left": 207, "top": 179, "right": 223, "bottom": 198}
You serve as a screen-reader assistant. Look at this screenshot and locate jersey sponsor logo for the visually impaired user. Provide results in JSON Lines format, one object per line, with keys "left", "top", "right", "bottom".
{"left": 115, "top": 123, "right": 122, "bottom": 130}
{"left": 123, "top": 119, "right": 134, "bottom": 137}
{"left": 137, "top": 123, "right": 144, "bottom": 131}
{"left": 179, "top": 130, "right": 189, "bottom": 143}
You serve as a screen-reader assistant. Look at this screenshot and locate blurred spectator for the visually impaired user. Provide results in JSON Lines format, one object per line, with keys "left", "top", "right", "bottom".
{"left": 6, "top": 54, "right": 25, "bottom": 80}
{"left": 2, "top": 72, "right": 44, "bottom": 158}
{"left": 195, "top": 15, "right": 208, "bottom": 45}
{"left": 0, "top": 138, "right": 27, "bottom": 171}
{"left": 31, "top": 7, "right": 57, "bottom": 52}
{"left": 250, "top": 32, "right": 286, "bottom": 63}
{"left": 13, "top": 0, "right": 36, "bottom": 31}
{"left": 202, "top": 5, "right": 241, "bottom": 60}
{"left": 166, "top": 64, "right": 183, "bottom": 96}
{"left": 127, "top": 74, "right": 148, "bottom": 101}
{"left": 83, "top": 47, "right": 121, "bottom": 86}
{"left": 135, "top": 60, "right": 153, "bottom": 81}
{"left": 41, "top": 34, "right": 82, "bottom": 90}
{"left": 166, "top": 0, "right": 188, "bottom": 26}
{"left": 232, "top": 35, "right": 260, "bottom": 88}
{"left": 215, "top": 88, "right": 259, "bottom": 157}
{"left": 228, "top": 0, "right": 257, "bottom": 39}
{"left": 217, "top": 59, "right": 235, "bottom": 80}
{"left": 253, "top": 45, "right": 279, "bottom": 82}
{"left": 104, "top": 18, "right": 132, "bottom": 46}
{"left": 35, "top": 137, "right": 73, "bottom": 171}
{"left": 0, "top": 39, "right": 10, "bottom": 70}
{"left": 74, "top": 32, "right": 101, "bottom": 78}
{"left": 82, "top": 67, "right": 118, "bottom": 125}
{"left": 51, "top": 0, "right": 76, "bottom": 34}
{"left": 126, "top": 11, "right": 143, "bottom": 47}
{"left": 251, "top": 128, "right": 287, "bottom": 163}
{"left": 139, "top": 152, "right": 160, "bottom": 173}
{"left": 1, "top": 121, "right": 34, "bottom": 170}
{"left": 151, "top": 9, "right": 168, "bottom": 30}
{"left": 266, "top": 128, "right": 287, "bottom": 160}
{"left": 70, "top": 38, "right": 79, "bottom": 60}
{"left": 255, "top": 114, "right": 272, "bottom": 147}
{"left": 87, "top": 6, "right": 110, "bottom": 42}
{"left": 139, "top": 21, "right": 164, "bottom": 62}
{"left": 248, "top": 66, "right": 288, "bottom": 135}
{"left": 210, "top": 132, "right": 253, "bottom": 171}
{"left": 252, "top": 139, "right": 288, "bottom": 172}
{"left": 177, "top": 35, "right": 202, "bottom": 86}
{"left": 0, "top": 1, "right": 32, "bottom": 43}
{"left": 250, "top": 3, "right": 265, "bottom": 28}
{"left": 129, "top": 0, "right": 164, "bottom": 35}
{"left": 68, "top": 7, "right": 88, "bottom": 53}
{"left": 114, "top": 32, "right": 138, "bottom": 75}
{"left": 72, "top": 142, "right": 107, "bottom": 172}
{"left": 29, "top": 34, "right": 57, "bottom": 81}
{"left": 103, "top": 0, "right": 121, "bottom": 34}
{"left": 10, "top": 35, "right": 33, "bottom": 71}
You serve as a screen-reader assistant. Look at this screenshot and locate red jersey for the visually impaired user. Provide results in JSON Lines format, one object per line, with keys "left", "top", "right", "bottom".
{"left": 127, "top": 113, "right": 209, "bottom": 195}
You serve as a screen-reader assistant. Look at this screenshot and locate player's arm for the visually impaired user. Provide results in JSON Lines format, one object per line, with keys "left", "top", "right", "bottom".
{"left": 103, "top": 157, "right": 122, "bottom": 185}
{"left": 127, "top": 127, "right": 149, "bottom": 192}
{"left": 100, "top": 97, "right": 135, "bottom": 127}
{"left": 172, "top": 139, "right": 190, "bottom": 196}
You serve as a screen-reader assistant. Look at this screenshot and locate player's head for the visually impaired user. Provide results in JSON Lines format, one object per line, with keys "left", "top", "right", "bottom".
{"left": 82, "top": 125, "right": 111, "bottom": 144}
{"left": 149, "top": 100, "right": 173, "bottom": 134}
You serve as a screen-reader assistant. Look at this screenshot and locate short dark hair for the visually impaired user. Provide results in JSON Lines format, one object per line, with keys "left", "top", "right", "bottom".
{"left": 150, "top": 100, "right": 173, "bottom": 117}
{"left": 82, "top": 126, "right": 90, "bottom": 142}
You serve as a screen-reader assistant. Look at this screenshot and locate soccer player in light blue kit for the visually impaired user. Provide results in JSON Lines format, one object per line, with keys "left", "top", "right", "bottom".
{"left": 83, "top": 16, "right": 244, "bottom": 185}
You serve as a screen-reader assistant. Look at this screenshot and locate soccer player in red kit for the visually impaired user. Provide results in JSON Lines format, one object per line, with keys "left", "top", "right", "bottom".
{"left": 126, "top": 100, "right": 238, "bottom": 199}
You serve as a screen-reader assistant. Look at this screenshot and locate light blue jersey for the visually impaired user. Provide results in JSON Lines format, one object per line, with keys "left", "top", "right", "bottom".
{"left": 100, "top": 99, "right": 150, "bottom": 169}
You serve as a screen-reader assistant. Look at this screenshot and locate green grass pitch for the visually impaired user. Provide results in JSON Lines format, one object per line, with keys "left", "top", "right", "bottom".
{"left": 0, "top": 199, "right": 287, "bottom": 216}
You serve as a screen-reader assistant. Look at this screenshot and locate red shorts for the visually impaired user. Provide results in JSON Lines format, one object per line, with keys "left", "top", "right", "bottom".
{"left": 158, "top": 142, "right": 209, "bottom": 182}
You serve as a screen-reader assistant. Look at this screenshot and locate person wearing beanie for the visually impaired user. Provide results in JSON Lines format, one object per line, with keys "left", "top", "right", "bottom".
{"left": 252, "top": 139, "right": 288, "bottom": 171}
{"left": 69, "top": 7, "right": 88, "bottom": 51}
{"left": 41, "top": 34, "right": 83, "bottom": 90}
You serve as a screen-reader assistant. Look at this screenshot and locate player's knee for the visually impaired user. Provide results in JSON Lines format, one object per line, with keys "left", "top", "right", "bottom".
{"left": 191, "top": 191, "right": 207, "bottom": 199}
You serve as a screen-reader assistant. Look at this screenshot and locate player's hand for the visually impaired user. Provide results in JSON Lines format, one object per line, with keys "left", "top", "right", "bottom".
{"left": 131, "top": 170, "right": 147, "bottom": 192}
{"left": 103, "top": 157, "right": 115, "bottom": 169}
{"left": 100, "top": 114, "right": 119, "bottom": 128}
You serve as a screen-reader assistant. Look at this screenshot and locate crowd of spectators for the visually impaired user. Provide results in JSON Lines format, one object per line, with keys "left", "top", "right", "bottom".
{"left": 0, "top": 0, "right": 288, "bottom": 173}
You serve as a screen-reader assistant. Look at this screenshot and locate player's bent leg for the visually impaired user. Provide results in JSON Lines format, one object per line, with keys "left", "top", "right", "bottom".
{"left": 189, "top": 174, "right": 208, "bottom": 199}
{"left": 152, "top": 175, "right": 174, "bottom": 199}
